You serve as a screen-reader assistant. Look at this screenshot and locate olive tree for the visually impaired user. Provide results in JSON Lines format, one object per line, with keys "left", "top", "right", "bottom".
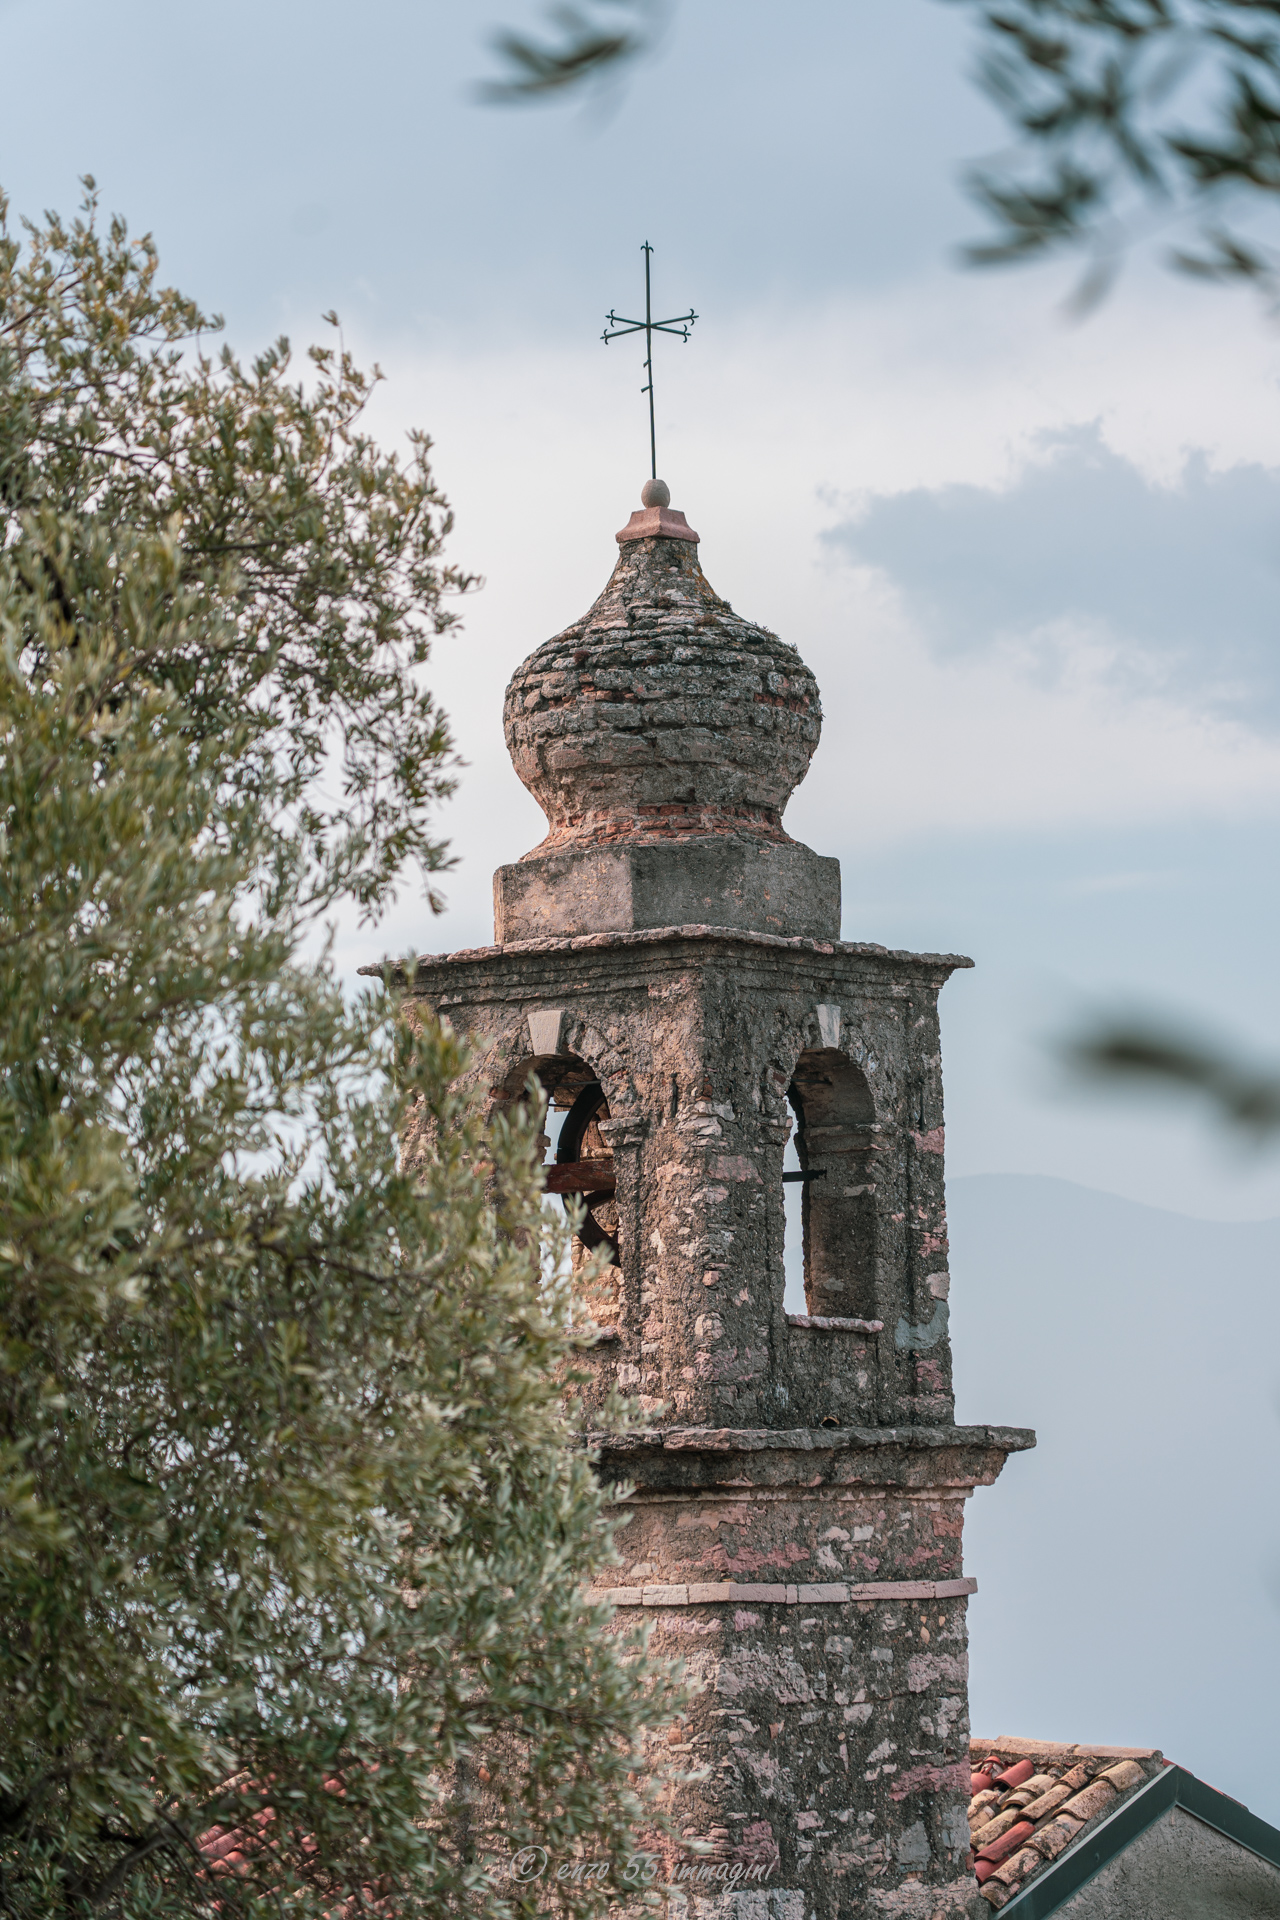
{"left": 0, "top": 180, "right": 470, "bottom": 919}
{"left": 0, "top": 190, "right": 681, "bottom": 1917}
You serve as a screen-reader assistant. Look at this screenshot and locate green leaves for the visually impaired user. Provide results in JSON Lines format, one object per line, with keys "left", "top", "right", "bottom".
{"left": 951, "top": 1, "right": 1280, "bottom": 300}
{"left": 0, "top": 187, "right": 681, "bottom": 1917}
{"left": 1064, "top": 1018, "right": 1280, "bottom": 1132}
{"left": 0, "top": 180, "right": 470, "bottom": 922}
{"left": 480, "top": 1, "right": 661, "bottom": 103}
{"left": 0, "top": 586, "right": 680, "bottom": 1912}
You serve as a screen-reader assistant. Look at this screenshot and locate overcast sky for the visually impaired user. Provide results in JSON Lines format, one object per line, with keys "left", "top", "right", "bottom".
{"left": 8, "top": 0, "right": 1280, "bottom": 1813}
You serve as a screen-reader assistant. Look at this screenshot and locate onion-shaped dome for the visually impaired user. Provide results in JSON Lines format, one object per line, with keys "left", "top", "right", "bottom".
{"left": 503, "top": 486, "right": 822, "bottom": 853}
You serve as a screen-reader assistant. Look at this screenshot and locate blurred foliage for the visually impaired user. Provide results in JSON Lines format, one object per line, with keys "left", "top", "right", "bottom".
{"left": 0, "top": 191, "right": 683, "bottom": 1916}
{"left": 480, "top": 0, "right": 661, "bottom": 101}
{"left": 1067, "top": 1021, "right": 1280, "bottom": 1133}
{"left": 486, "top": 0, "right": 1280, "bottom": 300}
{"left": 951, "top": 1, "right": 1280, "bottom": 304}
{"left": 0, "top": 180, "right": 469, "bottom": 923}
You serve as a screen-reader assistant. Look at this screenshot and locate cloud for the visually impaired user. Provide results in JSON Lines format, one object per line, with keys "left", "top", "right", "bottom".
{"left": 326, "top": 257, "right": 1280, "bottom": 991}
{"left": 790, "top": 574, "right": 1280, "bottom": 855}
{"left": 822, "top": 424, "right": 1280, "bottom": 719}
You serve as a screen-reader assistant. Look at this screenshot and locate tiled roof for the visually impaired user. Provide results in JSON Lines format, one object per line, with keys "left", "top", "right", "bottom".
{"left": 966, "top": 1736, "right": 1167, "bottom": 1909}
{"left": 193, "top": 1775, "right": 389, "bottom": 1915}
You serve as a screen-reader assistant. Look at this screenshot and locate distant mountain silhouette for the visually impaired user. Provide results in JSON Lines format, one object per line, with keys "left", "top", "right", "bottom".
{"left": 949, "top": 1174, "right": 1280, "bottom": 1825}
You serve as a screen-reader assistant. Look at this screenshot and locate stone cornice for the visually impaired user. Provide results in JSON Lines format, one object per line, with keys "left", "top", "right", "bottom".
{"left": 359, "top": 923, "right": 974, "bottom": 985}
{"left": 589, "top": 1422, "right": 1035, "bottom": 1453}
{"left": 585, "top": 1422, "right": 1036, "bottom": 1494}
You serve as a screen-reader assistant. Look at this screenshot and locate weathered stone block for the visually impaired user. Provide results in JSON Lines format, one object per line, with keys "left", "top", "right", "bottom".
{"left": 494, "top": 838, "right": 841, "bottom": 942}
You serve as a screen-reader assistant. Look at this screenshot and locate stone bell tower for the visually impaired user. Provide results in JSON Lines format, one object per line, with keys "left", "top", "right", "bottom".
{"left": 403, "top": 481, "right": 1033, "bottom": 1919}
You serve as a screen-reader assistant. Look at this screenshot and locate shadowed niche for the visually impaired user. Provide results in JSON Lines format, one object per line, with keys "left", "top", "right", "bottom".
{"left": 788, "top": 1049, "right": 878, "bottom": 1321}
{"left": 516, "top": 1052, "right": 620, "bottom": 1269}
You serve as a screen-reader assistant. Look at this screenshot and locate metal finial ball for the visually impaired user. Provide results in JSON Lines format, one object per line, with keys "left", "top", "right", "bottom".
{"left": 641, "top": 478, "right": 671, "bottom": 509}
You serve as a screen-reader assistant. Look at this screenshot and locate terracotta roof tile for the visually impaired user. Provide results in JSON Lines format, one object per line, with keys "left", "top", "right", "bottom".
{"left": 991, "top": 1845, "right": 1041, "bottom": 1889}
{"left": 1098, "top": 1758, "right": 1146, "bottom": 1793}
{"left": 993, "top": 1759, "right": 1036, "bottom": 1790}
{"left": 966, "top": 1737, "right": 1167, "bottom": 1905}
{"left": 977, "top": 1820, "right": 1037, "bottom": 1864}
{"left": 971, "top": 1807, "right": 1024, "bottom": 1850}
{"left": 969, "top": 1788, "right": 1000, "bottom": 1819}
{"left": 1059, "top": 1779, "right": 1118, "bottom": 1823}
{"left": 1030, "top": 1813, "right": 1085, "bottom": 1860}
{"left": 1019, "top": 1772, "right": 1058, "bottom": 1796}
{"left": 1020, "top": 1781, "right": 1074, "bottom": 1821}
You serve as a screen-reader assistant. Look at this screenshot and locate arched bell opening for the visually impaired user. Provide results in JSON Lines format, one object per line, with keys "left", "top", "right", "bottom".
{"left": 552, "top": 1079, "right": 619, "bottom": 1265}
{"left": 504, "top": 1052, "right": 619, "bottom": 1275}
{"left": 786, "top": 1048, "right": 878, "bottom": 1320}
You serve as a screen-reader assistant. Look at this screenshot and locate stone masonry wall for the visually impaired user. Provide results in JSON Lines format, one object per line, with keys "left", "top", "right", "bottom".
{"left": 408, "top": 927, "right": 970, "bottom": 1432}
{"left": 576, "top": 1426, "right": 1025, "bottom": 1920}
{"left": 397, "top": 926, "right": 1034, "bottom": 1920}
{"left": 609, "top": 1489, "right": 976, "bottom": 1919}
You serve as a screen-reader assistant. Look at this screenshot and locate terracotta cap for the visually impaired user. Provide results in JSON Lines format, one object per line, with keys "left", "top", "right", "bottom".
{"left": 617, "top": 478, "right": 699, "bottom": 544}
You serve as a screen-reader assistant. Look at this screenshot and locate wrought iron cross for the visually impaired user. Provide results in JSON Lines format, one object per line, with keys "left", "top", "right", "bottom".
{"left": 602, "top": 241, "right": 697, "bottom": 481}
